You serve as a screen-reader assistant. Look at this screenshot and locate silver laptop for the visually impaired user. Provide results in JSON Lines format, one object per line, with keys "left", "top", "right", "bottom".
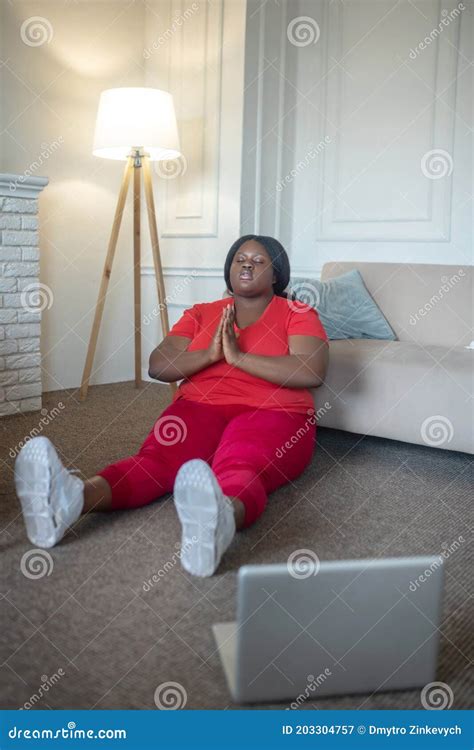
{"left": 212, "top": 556, "right": 444, "bottom": 704}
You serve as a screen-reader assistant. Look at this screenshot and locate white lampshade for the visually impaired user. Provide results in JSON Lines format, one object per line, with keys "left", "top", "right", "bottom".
{"left": 92, "top": 87, "right": 181, "bottom": 161}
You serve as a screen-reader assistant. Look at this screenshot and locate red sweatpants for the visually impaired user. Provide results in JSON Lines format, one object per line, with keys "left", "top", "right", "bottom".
{"left": 97, "top": 399, "right": 316, "bottom": 528}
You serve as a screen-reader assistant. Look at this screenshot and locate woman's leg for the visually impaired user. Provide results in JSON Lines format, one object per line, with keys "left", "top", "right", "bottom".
{"left": 229, "top": 497, "right": 246, "bottom": 529}
{"left": 15, "top": 400, "right": 230, "bottom": 548}
{"left": 82, "top": 472, "right": 246, "bottom": 518}
{"left": 211, "top": 408, "right": 316, "bottom": 528}
{"left": 82, "top": 476, "right": 113, "bottom": 512}
{"left": 171, "top": 408, "right": 316, "bottom": 577}
{"left": 88, "top": 399, "right": 230, "bottom": 512}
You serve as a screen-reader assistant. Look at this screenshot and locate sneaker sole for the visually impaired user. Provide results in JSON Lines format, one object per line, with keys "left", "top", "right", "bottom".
{"left": 174, "top": 459, "right": 222, "bottom": 577}
{"left": 15, "top": 437, "right": 62, "bottom": 548}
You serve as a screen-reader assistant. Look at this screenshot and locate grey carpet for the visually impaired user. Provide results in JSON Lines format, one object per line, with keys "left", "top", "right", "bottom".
{"left": 0, "top": 381, "right": 472, "bottom": 710}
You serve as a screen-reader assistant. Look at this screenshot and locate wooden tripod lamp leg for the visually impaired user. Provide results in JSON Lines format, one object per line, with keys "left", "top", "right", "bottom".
{"left": 133, "top": 161, "right": 142, "bottom": 388}
{"left": 142, "top": 156, "right": 177, "bottom": 396}
{"left": 79, "top": 157, "right": 133, "bottom": 400}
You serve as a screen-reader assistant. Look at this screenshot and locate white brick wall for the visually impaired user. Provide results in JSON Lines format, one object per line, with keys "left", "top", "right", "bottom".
{"left": 0, "top": 177, "right": 48, "bottom": 417}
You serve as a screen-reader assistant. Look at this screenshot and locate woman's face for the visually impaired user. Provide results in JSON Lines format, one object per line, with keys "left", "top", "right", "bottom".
{"left": 229, "top": 240, "right": 276, "bottom": 297}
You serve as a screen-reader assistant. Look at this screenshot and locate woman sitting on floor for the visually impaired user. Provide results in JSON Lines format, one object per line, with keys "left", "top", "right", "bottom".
{"left": 15, "top": 235, "right": 329, "bottom": 576}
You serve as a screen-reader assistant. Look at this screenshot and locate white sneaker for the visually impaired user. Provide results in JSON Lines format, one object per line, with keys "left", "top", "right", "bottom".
{"left": 174, "top": 459, "right": 236, "bottom": 577}
{"left": 14, "top": 436, "right": 84, "bottom": 548}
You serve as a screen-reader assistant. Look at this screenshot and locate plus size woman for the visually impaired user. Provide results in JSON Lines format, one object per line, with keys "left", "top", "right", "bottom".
{"left": 15, "top": 235, "right": 329, "bottom": 576}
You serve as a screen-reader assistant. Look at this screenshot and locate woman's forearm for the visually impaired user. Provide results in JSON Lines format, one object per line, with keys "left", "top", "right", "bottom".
{"left": 231, "top": 352, "right": 325, "bottom": 388}
{"left": 148, "top": 345, "right": 214, "bottom": 382}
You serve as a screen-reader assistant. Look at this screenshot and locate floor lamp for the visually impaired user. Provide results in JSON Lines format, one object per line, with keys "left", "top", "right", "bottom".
{"left": 80, "top": 87, "right": 181, "bottom": 400}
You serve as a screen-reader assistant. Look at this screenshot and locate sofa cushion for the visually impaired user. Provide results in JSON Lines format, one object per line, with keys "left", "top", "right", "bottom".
{"left": 291, "top": 270, "right": 396, "bottom": 341}
{"left": 314, "top": 339, "right": 473, "bottom": 454}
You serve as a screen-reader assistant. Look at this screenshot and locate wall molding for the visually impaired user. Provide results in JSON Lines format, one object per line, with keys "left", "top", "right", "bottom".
{"left": 141, "top": 265, "right": 223, "bottom": 278}
{"left": 242, "top": 0, "right": 464, "bottom": 251}
{"left": 0, "top": 173, "right": 49, "bottom": 198}
{"left": 320, "top": 0, "right": 460, "bottom": 241}
{"left": 140, "top": 264, "right": 322, "bottom": 278}
{"left": 159, "top": 0, "right": 223, "bottom": 238}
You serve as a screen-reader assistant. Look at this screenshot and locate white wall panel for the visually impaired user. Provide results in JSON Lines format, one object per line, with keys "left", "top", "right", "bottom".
{"left": 241, "top": 0, "right": 472, "bottom": 276}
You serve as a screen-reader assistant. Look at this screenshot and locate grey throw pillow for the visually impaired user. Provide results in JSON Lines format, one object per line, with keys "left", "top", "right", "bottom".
{"left": 290, "top": 270, "right": 396, "bottom": 341}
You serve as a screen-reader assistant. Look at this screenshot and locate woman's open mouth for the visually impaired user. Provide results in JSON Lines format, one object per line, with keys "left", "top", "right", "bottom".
{"left": 239, "top": 272, "right": 253, "bottom": 280}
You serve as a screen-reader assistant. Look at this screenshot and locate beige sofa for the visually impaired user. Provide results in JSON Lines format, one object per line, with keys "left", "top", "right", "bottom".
{"left": 314, "top": 262, "right": 473, "bottom": 454}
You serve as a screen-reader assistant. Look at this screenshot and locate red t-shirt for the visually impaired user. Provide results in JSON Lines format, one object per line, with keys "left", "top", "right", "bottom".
{"left": 167, "top": 295, "right": 328, "bottom": 414}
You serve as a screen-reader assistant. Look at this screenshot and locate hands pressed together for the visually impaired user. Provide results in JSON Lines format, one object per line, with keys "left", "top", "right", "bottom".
{"left": 208, "top": 303, "right": 242, "bottom": 366}
{"left": 151, "top": 299, "right": 327, "bottom": 387}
